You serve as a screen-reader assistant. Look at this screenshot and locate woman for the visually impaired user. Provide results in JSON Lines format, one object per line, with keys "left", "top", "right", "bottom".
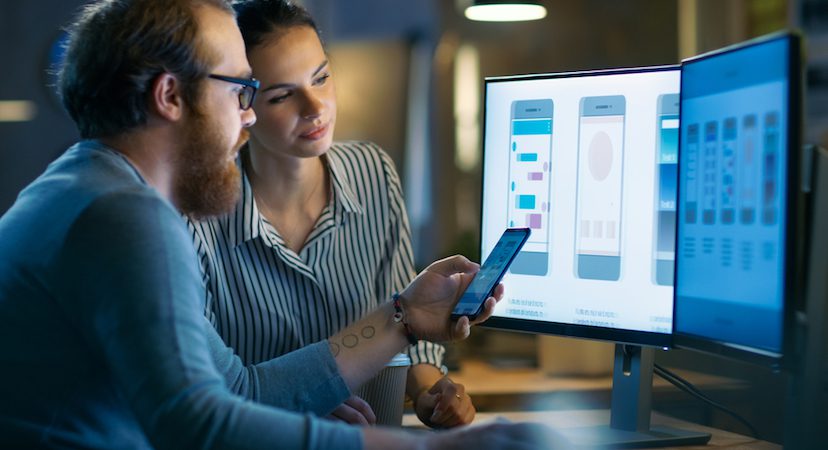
{"left": 188, "top": 0, "right": 476, "bottom": 428}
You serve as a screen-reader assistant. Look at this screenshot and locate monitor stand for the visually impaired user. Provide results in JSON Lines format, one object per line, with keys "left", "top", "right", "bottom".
{"left": 556, "top": 344, "right": 711, "bottom": 448}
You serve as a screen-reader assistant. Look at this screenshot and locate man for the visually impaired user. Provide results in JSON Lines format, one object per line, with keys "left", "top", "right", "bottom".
{"left": 0, "top": 0, "right": 560, "bottom": 448}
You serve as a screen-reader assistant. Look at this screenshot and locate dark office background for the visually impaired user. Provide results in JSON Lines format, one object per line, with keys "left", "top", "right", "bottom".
{"left": 2, "top": 0, "right": 826, "bottom": 444}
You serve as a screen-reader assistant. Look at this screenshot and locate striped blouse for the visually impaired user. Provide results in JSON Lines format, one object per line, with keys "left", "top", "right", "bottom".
{"left": 188, "top": 141, "right": 444, "bottom": 368}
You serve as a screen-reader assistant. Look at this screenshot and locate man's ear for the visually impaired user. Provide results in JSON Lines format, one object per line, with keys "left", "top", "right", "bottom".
{"left": 148, "top": 73, "right": 185, "bottom": 122}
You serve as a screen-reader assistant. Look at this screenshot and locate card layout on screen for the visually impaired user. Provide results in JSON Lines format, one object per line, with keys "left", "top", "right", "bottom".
{"left": 482, "top": 69, "right": 680, "bottom": 334}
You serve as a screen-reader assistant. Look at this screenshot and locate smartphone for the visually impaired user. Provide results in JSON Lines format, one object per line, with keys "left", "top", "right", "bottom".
{"left": 451, "top": 228, "right": 531, "bottom": 320}
{"left": 652, "top": 94, "right": 679, "bottom": 286}
{"left": 574, "top": 95, "right": 626, "bottom": 281}
{"left": 507, "top": 99, "right": 553, "bottom": 276}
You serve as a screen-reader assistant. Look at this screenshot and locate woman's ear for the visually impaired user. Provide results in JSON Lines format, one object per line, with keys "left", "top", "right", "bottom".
{"left": 148, "top": 73, "right": 185, "bottom": 122}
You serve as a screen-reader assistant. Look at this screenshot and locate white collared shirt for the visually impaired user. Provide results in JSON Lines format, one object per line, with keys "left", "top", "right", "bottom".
{"left": 188, "top": 141, "right": 444, "bottom": 368}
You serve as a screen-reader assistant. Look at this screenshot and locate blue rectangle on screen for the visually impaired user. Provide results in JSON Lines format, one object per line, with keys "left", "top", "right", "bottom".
{"left": 517, "top": 153, "right": 538, "bottom": 162}
{"left": 516, "top": 195, "right": 536, "bottom": 209}
{"left": 658, "top": 164, "right": 677, "bottom": 211}
{"left": 513, "top": 119, "right": 552, "bottom": 135}
{"left": 659, "top": 115, "right": 679, "bottom": 163}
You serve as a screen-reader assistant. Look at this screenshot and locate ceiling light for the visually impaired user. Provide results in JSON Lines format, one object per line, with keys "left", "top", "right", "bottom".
{"left": 465, "top": 0, "right": 547, "bottom": 22}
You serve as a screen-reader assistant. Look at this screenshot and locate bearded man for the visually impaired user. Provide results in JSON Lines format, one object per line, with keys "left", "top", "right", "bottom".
{"left": 0, "top": 0, "right": 564, "bottom": 449}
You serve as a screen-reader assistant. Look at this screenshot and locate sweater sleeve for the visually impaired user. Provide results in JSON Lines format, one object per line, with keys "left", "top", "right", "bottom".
{"left": 208, "top": 330, "right": 351, "bottom": 415}
{"left": 56, "top": 191, "right": 361, "bottom": 450}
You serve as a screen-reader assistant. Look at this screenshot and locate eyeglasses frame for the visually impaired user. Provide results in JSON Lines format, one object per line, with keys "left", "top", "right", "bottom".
{"left": 207, "top": 74, "right": 260, "bottom": 110}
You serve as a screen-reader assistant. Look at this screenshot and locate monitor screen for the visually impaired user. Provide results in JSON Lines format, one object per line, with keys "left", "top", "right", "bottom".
{"left": 481, "top": 66, "right": 680, "bottom": 347}
{"left": 674, "top": 33, "right": 801, "bottom": 364}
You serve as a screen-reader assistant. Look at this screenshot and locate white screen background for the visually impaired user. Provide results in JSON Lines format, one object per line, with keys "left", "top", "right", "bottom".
{"left": 482, "top": 70, "right": 680, "bottom": 333}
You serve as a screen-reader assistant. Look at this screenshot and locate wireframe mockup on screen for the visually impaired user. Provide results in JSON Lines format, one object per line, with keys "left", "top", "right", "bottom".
{"left": 481, "top": 66, "right": 680, "bottom": 347}
{"left": 674, "top": 32, "right": 803, "bottom": 366}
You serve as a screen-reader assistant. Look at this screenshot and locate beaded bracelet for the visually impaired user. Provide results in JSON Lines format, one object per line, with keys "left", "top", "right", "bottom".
{"left": 392, "top": 293, "right": 419, "bottom": 346}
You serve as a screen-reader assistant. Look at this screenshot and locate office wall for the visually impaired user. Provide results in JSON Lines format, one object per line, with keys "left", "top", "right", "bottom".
{"left": 0, "top": 1, "right": 83, "bottom": 214}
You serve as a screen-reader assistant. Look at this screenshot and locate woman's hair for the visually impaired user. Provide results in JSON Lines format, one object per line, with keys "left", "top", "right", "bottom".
{"left": 233, "top": 0, "right": 322, "bottom": 50}
{"left": 59, "top": 0, "right": 233, "bottom": 139}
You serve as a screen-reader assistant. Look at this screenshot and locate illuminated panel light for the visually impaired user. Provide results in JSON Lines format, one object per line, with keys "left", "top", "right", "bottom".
{"left": 0, "top": 100, "right": 37, "bottom": 122}
{"left": 454, "top": 43, "right": 480, "bottom": 172}
{"left": 465, "top": 3, "right": 547, "bottom": 22}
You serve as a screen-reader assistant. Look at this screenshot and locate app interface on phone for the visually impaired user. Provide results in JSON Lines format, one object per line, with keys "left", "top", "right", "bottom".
{"left": 481, "top": 69, "right": 679, "bottom": 333}
{"left": 653, "top": 94, "right": 679, "bottom": 285}
{"left": 676, "top": 37, "right": 789, "bottom": 353}
{"left": 454, "top": 230, "right": 528, "bottom": 316}
{"left": 508, "top": 100, "right": 553, "bottom": 276}
{"left": 575, "top": 96, "right": 625, "bottom": 281}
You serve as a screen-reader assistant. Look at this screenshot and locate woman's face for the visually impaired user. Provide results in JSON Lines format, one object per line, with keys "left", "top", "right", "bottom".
{"left": 247, "top": 26, "right": 336, "bottom": 160}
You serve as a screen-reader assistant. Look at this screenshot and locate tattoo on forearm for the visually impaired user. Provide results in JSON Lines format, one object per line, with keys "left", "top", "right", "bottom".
{"left": 332, "top": 326, "right": 375, "bottom": 354}
{"left": 361, "top": 326, "right": 376, "bottom": 339}
{"left": 343, "top": 334, "right": 358, "bottom": 348}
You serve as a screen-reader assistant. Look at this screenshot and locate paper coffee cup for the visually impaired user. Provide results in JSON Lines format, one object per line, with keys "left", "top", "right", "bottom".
{"left": 354, "top": 353, "right": 411, "bottom": 426}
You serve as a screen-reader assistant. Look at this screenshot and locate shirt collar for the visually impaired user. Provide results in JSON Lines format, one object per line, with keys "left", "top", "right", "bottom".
{"left": 325, "top": 151, "right": 365, "bottom": 216}
{"left": 230, "top": 164, "right": 263, "bottom": 248}
{"left": 229, "top": 150, "right": 364, "bottom": 248}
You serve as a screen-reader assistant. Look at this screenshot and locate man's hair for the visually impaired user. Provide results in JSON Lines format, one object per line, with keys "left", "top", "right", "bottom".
{"left": 59, "top": 0, "right": 234, "bottom": 139}
{"left": 233, "top": 0, "right": 321, "bottom": 51}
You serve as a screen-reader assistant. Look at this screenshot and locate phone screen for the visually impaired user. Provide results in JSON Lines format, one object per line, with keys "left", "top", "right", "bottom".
{"left": 574, "top": 95, "right": 626, "bottom": 281}
{"left": 507, "top": 100, "right": 553, "bottom": 276}
{"left": 653, "top": 93, "right": 679, "bottom": 285}
{"left": 451, "top": 228, "right": 531, "bottom": 319}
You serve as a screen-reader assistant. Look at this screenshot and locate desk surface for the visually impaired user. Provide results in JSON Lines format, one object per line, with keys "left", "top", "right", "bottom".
{"left": 410, "top": 359, "right": 774, "bottom": 448}
{"left": 403, "top": 410, "right": 780, "bottom": 449}
{"left": 450, "top": 359, "right": 745, "bottom": 396}
{"left": 442, "top": 359, "right": 749, "bottom": 414}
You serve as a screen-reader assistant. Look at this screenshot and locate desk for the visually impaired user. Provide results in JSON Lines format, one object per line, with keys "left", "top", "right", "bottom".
{"left": 402, "top": 410, "right": 780, "bottom": 449}
{"left": 446, "top": 359, "right": 749, "bottom": 417}
{"left": 402, "top": 359, "right": 771, "bottom": 447}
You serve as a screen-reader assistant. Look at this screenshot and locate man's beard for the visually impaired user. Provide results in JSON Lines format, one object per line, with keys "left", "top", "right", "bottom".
{"left": 174, "top": 107, "right": 247, "bottom": 219}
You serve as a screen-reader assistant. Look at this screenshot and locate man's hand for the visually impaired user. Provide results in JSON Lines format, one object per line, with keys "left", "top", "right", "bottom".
{"left": 414, "top": 376, "right": 475, "bottom": 428}
{"left": 422, "top": 421, "right": 568, "bottom": 449}
{"left": 400, "top": 255, "right": 504, "bottom": 342}
{"left": 325, "top": 395, "right": 376, "bottom": 426}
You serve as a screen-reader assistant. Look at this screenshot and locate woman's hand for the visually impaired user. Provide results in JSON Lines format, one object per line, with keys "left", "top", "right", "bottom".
{"left": 413, "top": 376, "right": 475, "bottom": 428}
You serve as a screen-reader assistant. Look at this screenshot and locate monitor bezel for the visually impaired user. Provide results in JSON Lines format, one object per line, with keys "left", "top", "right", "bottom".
{"left": 480, "top": 64, "right": 681, "bottom": 349}
{"left": 672, "top": 31, "right": 804, "bottom": 369}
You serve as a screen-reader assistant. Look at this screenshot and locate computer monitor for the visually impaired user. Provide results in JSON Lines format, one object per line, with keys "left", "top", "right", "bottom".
{"left": 481, "top": 66, "right": 679, "bottom": 346}
{"left": 673, "top": 31, "right": 804, "bottom": 370}
{"left": 480, "top": 66, "right": 710, "bottom": 446}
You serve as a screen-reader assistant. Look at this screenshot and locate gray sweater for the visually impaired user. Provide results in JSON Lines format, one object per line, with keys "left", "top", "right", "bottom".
{"left": 0, "top": 140, "right": 361, "bottom": 449}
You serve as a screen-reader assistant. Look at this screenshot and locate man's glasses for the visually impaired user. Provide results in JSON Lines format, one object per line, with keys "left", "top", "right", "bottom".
{"left": 208, "top": 74, "right": 260, "bottom": 110}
